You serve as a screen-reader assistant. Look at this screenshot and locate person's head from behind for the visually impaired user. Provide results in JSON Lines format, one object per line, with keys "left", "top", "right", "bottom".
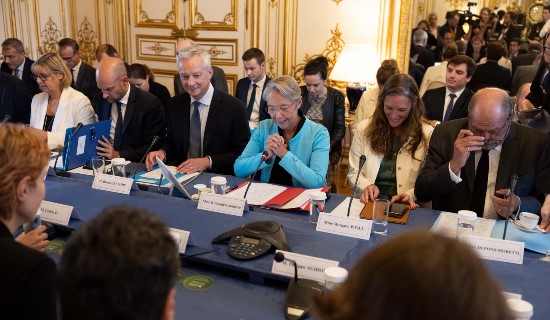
{"left": 413, "top": 29, "right": 428, "bottom": 47}
{"left": 446, "top": 55, "right": 476, "bottom": 92}
{"left": 1, "top": 38, "right": 26, "bottom": 70}
{"left": 58, "top": 205, "right": 180, "bottom": 320}
{"left": 486, "top": 41, "right": 505, "bottom": 61}
{"left": 455, "top": 40, "right": 467, "bottom": 54}
{"left": 31, "top": 52, "right": 72, "bottom": 95}
{"left": 376, "top": 59, "right": 399, "bottom": 89}
{"left": 128, "top": 63, "right": 154, "bottom": 92}
{"left": 416, "top": 20, "right": 429, "bottom": 31}
{"left": 468, "top": 87, "right": 512, "bottom": 150}
{"left": 314, "top": 231, "right": 513, "bottom": 320}
{"left": 0, "top": 124, "right": 49, "bottom": 230}
{"left": 175, "top": 38, "right": 196, "bottom": 56}
{"left": 304, "top": 56, "right": 329, "bottom": 98}
{"left": 95, "top": 44, "right": 120, "bottom": 62}
{"left": 242, "top": 48, "right": 266, "bottom": 83}
{"left": 177, "top": 44, "right": 213, "bottom": 100}
{"left": 96, "top": 57, "right": 129, "bottom": 103}
{"left": 443, "top": 43, "right": 459, "bottom": 61}
{"left": 262, "top": 75, "right": 302, "bottom": 131}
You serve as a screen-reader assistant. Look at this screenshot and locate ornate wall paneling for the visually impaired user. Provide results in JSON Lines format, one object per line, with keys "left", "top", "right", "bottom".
{"left": 195, "top": 38, "right": 239, "bottom": 66}
{"left": 34, "top": 0, "right": 68, "bottom": 56}
{"left": 69, "top": 0, "right": 100, "bottom": 65}
{"left": 94, "top": 0, "right": 129, "bottom": 65}
{"left": 136, "top": 34, "right": 178, "bottom": 63}
{"left": 0, "top": 0, "right": 39, "bottom": 59}
{"left": 190, "top": 0, "right": 238, "bottom": 31}
{"left": 135, "top": 0, "right": 178, "bottom": 28}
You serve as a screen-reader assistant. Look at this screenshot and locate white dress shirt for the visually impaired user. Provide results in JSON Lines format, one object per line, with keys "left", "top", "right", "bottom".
{"left": 109, "top": 84, "right": 131, "bottom": 140}
{"left": 248, "top": 75, "right": 266, "bottom": 129}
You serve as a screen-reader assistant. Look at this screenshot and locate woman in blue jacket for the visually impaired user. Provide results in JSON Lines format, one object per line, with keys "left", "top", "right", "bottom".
{"left": 234, "top": 75, "right": 329, "bottom": 188}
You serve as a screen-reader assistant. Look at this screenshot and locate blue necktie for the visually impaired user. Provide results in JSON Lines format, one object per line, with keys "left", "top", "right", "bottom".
{"left": 443, "top": 93, "right": 456, "bottom": 122}
{"left": 113, "top": 102, "right": 123, "bottom": 151}
{"left": 189, "top": 101, "right": 202, "bottom": 158}
{"left": 247, "top": 84, "right": 257, "bottom": 120}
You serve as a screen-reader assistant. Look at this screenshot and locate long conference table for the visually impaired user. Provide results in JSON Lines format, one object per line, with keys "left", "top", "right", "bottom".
{"left": 44, "top": 169, "right": 550, "bottom": 320}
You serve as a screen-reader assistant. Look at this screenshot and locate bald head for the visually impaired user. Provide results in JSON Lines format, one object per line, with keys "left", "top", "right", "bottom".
{"left": 96, "top": 57, "right": 129, "bottom": 103}
{"left": 176, "top": 39, "right": 196, "bottom": 55}
{"left": 468, "top": 88, "right": 512, "bottom": 149}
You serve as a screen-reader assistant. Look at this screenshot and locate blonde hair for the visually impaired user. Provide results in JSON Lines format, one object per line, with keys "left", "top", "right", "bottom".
{"left": 0, "top": 124, "right": 49, "bottom": 220}
{"left": 31, "top": 52, "right": 72, "bottom": 89}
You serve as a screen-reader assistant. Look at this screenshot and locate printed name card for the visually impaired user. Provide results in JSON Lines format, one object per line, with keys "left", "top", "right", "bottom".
{"left": 169, "top": 228, "right": 191, "bottom": 254}
{"left": 316, "top": 213, "right": 372, "bottom": 240}
{"left": 271, "top": 250, "right": 339, "bottom": 282}
{"left": 197, "top": 192, "right": 246, "bottom": 216}
{"left": 39, "top": 200, "right": 80, "bottom": 226}
{"left": 460, "top": 235, "right": 525, "bottom": 265}
{"left": 92, "top": 173, "right": 136, "bottom": 195}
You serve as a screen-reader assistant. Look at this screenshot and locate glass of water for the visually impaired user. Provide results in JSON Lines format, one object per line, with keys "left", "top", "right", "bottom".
{"left": 372, "top": 199, "right": 390, "bottom": 235}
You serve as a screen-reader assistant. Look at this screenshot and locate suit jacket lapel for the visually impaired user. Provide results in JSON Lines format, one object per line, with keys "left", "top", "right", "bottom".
{"left": 122, "top": 86, "right": 136, "bottom": 134}
{"left": 451, "top": 90, "right": 468, "bottom": 119}
{"left": 203, "top": 91, "right": 219, "bottom": 153}
{"left": 435, "top": 88, "right": 445, "bottom": 121}
{"left": 179, "top": 95, "right": 191, "bottom": 154}
{"left": 495, "top": 124, "right": 518, "bottom": 189}
{"left": 76, "top": 65, "right": 84, "bottom": 88}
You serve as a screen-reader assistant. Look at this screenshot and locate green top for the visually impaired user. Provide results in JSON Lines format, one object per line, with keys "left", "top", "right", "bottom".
{"left": 374, "top": 136, "right": 401, "bottom": 200}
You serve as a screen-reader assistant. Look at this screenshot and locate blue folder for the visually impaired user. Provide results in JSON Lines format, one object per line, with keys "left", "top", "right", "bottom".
{"left": 60, "top": 120, "right": 111, "bottom": 171}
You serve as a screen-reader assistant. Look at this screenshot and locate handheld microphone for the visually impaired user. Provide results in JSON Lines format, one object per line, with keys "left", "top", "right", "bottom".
{"left": 53, "top": 122, "right": 83, "bottom": 177}
{"left": 348, "top": 155, "right": 366, "bottom": 217}
{"left": 132, "top": 135, "right": 160, "bottom": 180}
{"left": 274, "top": 252, "right": 324, "bottom": 320}
{"left": 243, "top": 151, "right": 269, "bottom": 209}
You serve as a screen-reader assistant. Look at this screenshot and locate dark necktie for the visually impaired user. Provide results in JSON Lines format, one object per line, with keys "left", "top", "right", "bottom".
{"left": 543, "top": 72, "right": 550, "bottom": 91}
{"left": 470, "top": 149, "right": 489, "bottom": 217}
{"left": 113, "top": 102, "right": 123, "bottom": 151}
{"left": 13, "top": 69, "right": 20, "bottom": 79}
{"left": 247, "top": 84, "right": 257, "bottom": 120}
{"left": 443, "top": 93, "right": 456, "bottom": 122}
{"left": 70, "top": 69, "right": 76, "bottom": 88}
{"left": 189, "top": 101, "right": 202, "bottom": 158}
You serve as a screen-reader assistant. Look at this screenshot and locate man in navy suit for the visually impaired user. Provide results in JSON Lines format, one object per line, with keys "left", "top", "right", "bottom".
{"left": 58, "top": 38, "right": 99, "bottom": 104}
{"left": 94, "top": 57, "right": 165, "bottom": 162}
{"left": 422, "top": 55, "right": 476, "bottom": 125}
{"left": 467, "top": 42, "right": 510, "bottom": 92}
{"left": 1, "top": 38, "right": 40, "bottom": 94}
{"left": 235, "top": 48, "right": 271, "bottom": 129}
{"left": 146, "top": 45, "right": 250, "bottom": 176}
{"left": 0, "top": 72, "right": 32, "bottom": 123}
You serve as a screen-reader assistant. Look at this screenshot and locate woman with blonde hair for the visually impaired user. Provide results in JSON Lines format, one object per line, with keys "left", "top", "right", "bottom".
{"left": 28, "top": 52, "right": 96, "bottom": 150}
{"left": 0, "top": 123, "right": 56, "bottom": 319}
{"left": 348, "top": 73, "right": 433, "bottom": 208}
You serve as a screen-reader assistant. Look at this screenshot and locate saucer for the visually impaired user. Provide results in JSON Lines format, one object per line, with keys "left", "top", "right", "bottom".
{"left": 510, "top": 219, "right": 543, "bottom": 233}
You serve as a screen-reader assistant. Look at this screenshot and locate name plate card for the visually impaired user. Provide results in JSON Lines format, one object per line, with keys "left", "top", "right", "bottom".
{"left": 460, "top": 235, "right": 524, "bottom": 265}
{"left": 316, "top": 213, "right": 372, "bottom": 240}
{"left": 169, "top": 228, "right": 191, "bottom": 254}
{"left": 39, "top": 200, "right": 80, "bottom": 226}
{"left": 197, "top": 192, "right": 246, "bottom": 216}
{"left": 92, "top": 173, "right": 135, "bottom": 195}
{"left": 271, "top": 250, "right": 339, "bottom": 282}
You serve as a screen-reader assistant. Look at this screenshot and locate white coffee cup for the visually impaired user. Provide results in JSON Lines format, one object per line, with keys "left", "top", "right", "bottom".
{"left": 519, "top": 212, "right": 539, "bottom": 230}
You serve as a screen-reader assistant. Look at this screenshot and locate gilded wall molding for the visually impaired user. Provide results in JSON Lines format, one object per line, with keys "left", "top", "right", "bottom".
{"left": 190, "top": 0, "right": 238, "bottom": 31}
{"left": 397, "top": 0, "right": 413, "bottom": 73}
{"left": 225, "top": 73, "right": 238, "bottom": 96}
{"left": 77, "top": 17, "right": 97, "bottom": 65}
{"left": 136, "top": 34, "right": 177, "bottom": 63}
{"left": 195, "top": 38, "right": 238, "bottom": 66}
{"left": 135, "top": 0, "right": 177, "bottom": 28}
{"left": 39, "top": 17, "right": 62, "bottom": 55}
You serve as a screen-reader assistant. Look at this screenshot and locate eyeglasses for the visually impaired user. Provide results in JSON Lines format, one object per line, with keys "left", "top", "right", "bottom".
{"left": 469, "top": 119, "right": 511, "bottom": 150}
{"left": 31, "top": 73, "right": 51, "bottom": 81}
{"left": 61, "top": 54, "right": 75, "bottom": 62}
{"left": 266, "top": 104, "right": 293, "bottom": 115}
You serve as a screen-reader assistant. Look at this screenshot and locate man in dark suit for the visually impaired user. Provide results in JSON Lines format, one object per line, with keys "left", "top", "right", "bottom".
{"left": 173, "top": 39, "right": 228, "bottom": 95}
{"left": 511, "top": 41, "right": 541, "bottom": 78}
{"left": 432, "top": 31, "right": 454, "bottom": 62}
{"left": 467, "top": 41, "right": 510, "bottom": 92}
{"left": 415, "top": 88, "right": 550, "bottom": 219}
{"left": 438, "top": 11, "right": 464, "bottom": 42}
{"left": 58, "top": 38, "right": 99, "bottom": 104}
{"left": 1, "top": 38, "right": 40, "bottom": 94}
{"left": 0, "top": 72, "right": 32, "bottom": 123}
{"left": 516, "top": 83, "right": 550, "bottom": 134}
{"left": 146, "top": 44, "right": 250, "bottom": 176}
{"left": 422, "top": 55, "right": 476, "bottom": 125}
{"left": 524, "top": 34, "right": 550, "bottom": 114}
{"left": 94, "top": 57, "right": 165, "bottom": 162}
{"left": 511, "top": 53, "right": 541, "bottom": 95}
{"left": 412, "top": 29, "right": 435, "bottom": 71}
{"left": 235, "top": 48, "right": 271, "bottom": 129}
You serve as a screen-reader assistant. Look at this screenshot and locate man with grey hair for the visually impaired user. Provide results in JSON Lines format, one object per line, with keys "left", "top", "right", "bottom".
{"left": 412, "top": 29, "right": 435, "bottom": 71}
{"left": 415, "top": 88, "right": 550, "bottom": 219}
{"left": 1, "top": 38, "right": 40, "bottom": 94}
{"left": 173, "top": 38, "right": 228, "bottom": 95}
{"left": 146, "top": 45, "right": 249, "bottom": 175}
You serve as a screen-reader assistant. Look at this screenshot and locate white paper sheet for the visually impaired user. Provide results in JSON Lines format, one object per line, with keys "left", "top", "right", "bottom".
{"left": 227, "top": 182, "right": 286, "bottom": 206}
{"left": 328, "top": 197, "right": 364, "bottom": 218}
{"left": 431, "top": 211, "right": 496, "bottom": 238}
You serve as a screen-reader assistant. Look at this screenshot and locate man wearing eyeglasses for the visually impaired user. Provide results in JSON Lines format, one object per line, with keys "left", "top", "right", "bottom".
{"left": 58, "top": 38, "right": 99, "bottom": 104}
{"left": 415, "top": 88, "right": 550, "bottom": 220}
{"left": 1, "top": 38, "right": 40, "bottom": 94}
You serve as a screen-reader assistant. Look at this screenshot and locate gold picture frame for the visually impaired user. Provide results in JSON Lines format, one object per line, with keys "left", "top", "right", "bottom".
{"left": 135, "top": 0, "right": 177, "bottom": 28}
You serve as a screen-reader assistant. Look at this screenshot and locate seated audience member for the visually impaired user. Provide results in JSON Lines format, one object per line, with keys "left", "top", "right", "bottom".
{"left": 468, "top": 42, "right": 510, "bottom": 92}
{"left": 413, "top": 20, "right": 438, "bottom": 49}
{"left": 354, "top": 59, "right": 399, "bottom": 129}
{"left": 454, "top": 40, "right": 467, "bottom": 55}
{"left": 418, "top": 44, "right": 459, "bottom": 97}
{"left": 0, "top": 72, "right": 32, "bottom": 123}
{"left": 524, "top": 34, "right": 550, "bottom": 114}
{"left": 235, "top": 48, "right": 271, "bottom": 129}
{"left": 348, "top": 74, "right": 433, "bottom": 207}
{"left": 516, "top": 83, "right": 550, "bottom": 134}
{"left": 314, "top": 231, "right": 513, "bottom": 320}
{"left": 128, "top": 63, "right": 171, "bottom": 112}
{"left": 530, "top": 6, "right": 550, "bottom": 41}
{"left": 1, "top": 38, "right": 40, "bottom": 94}
{"left": 511, "top": 53, "right": 541, "bottom": 96}
{"left": 58, "top": 38, "right": 99, "bottom": 103}
{"left": 433, "top": 31, "right": 455, "bottom": 62}
{"left": 511, "top": 41, "right": 541, "bottom": 78}
{"left": 146, "top": 45, "right": 249, "bottom": 175}
{"left": 478, "top": 40, "right": 513, "bottom": 72}
{"left": 300, "top": 56, "right": 345, "bottom": 168}
{"left": 28, "top": 52, "right": 96, "bottom": 150}
{"left": 465, "top": 35, "right": 486, "bottom": 63}
{"left": 58, "top": 206, "right": 180, "bottom": 320}
{"left": 508, "top": 38, "right": 520, "bottom": 59}
{"left": 412, "top": 29, "right": 435, "bottom": 71}
{"left": 95, "top": 43, "right": 130, "bottom": 71}
{"left": 94, "top": 57, "right": 165, "bottom": 162}
{"left": 173, "top": 38, "right": 228, "bottom": 95}
{"left": 422, "top": 55, "right": 476, "bottom": 125}
{"left": 234, "top": 75, "right": 329, "bottom": 188}
{"left": 0, "top": 123, "right": 56, "bottom": 320}
{"left": 408, "top": 44, "right": 425, "bottom": 87}
{"left": 415, "top": 88, "right": 550, "bottom": 218}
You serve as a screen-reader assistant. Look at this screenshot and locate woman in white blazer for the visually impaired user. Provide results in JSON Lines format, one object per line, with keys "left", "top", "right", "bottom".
{"left": 348, "top": 74, "right": 433, "bottom": 208}
{"left": 28, "top": 52, "right": 96, "bottom": 150}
